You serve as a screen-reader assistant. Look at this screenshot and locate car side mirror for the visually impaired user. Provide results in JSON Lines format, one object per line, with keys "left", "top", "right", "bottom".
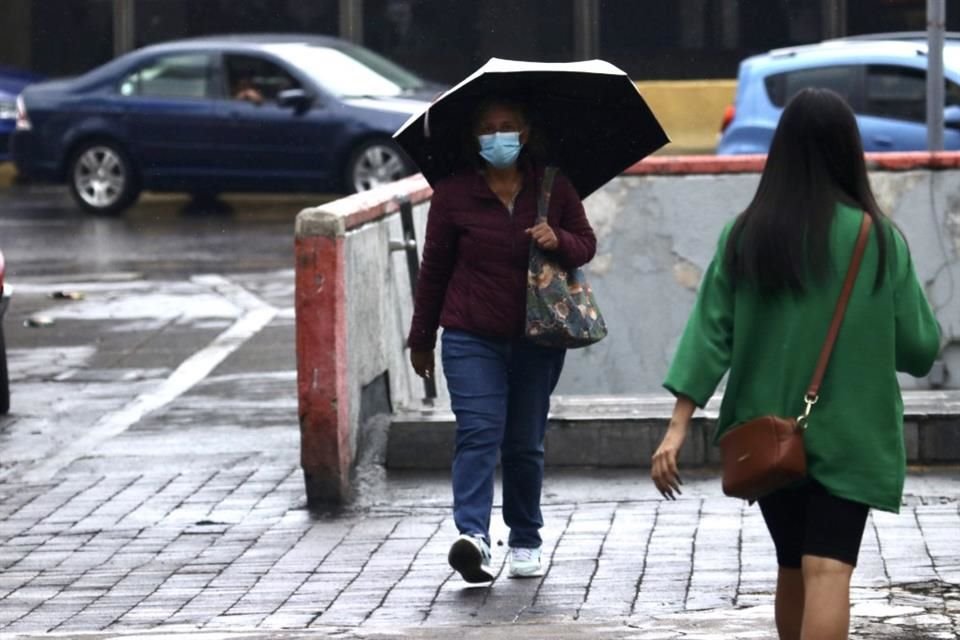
{"left": 277, "top": 88, "right": 313, "bottom": 112}
{"left": 944, "top": 105, "right": 960, "bottom": 129}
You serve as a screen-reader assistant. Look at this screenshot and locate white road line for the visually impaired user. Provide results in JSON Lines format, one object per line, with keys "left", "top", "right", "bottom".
{"left": 191, "top": 274, "right": 272, "bottom": 312}
{"left": 21, "top": 275, "right": 277, "bottom": 482}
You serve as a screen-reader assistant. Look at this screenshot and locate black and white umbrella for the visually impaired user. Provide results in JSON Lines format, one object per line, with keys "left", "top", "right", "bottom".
{"left": 394, "top": 57, "right": 669, "bottom": 199}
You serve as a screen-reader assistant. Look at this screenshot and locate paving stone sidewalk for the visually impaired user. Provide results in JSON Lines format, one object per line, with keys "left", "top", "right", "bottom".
{"left": 1, "top": 272, "right": 959, "bottom": 639}
{"left": 1, "top": 467, "right": 959, "bottom": 639}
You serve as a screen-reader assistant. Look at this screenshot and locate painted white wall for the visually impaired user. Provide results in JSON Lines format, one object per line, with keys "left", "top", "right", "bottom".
{"left": 337, "top": 168, "right": 960, "bottom": 411}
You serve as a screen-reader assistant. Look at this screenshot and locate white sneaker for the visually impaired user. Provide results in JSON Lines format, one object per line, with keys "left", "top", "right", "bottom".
{"left": 448, "top": 534, "right": 494, "bottom": 584}
{"left": 508, "top": 546, "right": 544, "bottom": 578}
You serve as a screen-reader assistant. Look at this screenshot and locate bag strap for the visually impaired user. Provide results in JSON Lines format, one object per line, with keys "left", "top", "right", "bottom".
{"left": 537, "top": 166, "right": 559, "bottom": 224}
{"left": 800, "top": 213, "right": 873, "bottom": 424}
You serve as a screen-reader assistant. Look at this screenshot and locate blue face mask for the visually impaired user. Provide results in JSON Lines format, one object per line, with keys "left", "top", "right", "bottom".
{"left": 478, "top": 131, "right": 523, "bottom": 169}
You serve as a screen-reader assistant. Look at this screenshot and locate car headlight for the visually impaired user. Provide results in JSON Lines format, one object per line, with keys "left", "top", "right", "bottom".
{"left": 0, "top": 99, "right": 16, "bottom": 120}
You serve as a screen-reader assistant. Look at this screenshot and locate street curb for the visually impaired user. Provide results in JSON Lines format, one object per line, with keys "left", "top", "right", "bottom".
{"left": 389, "top": 391, "right": 960, "bottom": 469}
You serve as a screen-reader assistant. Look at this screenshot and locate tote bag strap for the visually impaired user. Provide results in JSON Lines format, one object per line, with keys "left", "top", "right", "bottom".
{"left": 799, "top": 213, "right": 872, "bottom": 424}
{"left": 537, "top": 166, "right": 559, "bottom": 224}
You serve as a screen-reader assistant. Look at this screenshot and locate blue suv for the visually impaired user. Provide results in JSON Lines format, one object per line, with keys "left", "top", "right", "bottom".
{"left": 717, "top": 37, "right": 960, "bottom": 154}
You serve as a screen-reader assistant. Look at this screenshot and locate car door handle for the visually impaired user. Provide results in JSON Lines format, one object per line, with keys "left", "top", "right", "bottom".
{"left": 872, "top": 135, "right": 894, "bottom": 148}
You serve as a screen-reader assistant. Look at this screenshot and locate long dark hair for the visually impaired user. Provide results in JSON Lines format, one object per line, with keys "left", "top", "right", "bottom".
{"left": 724, "top": 88, "right": 887, "bottom": 294}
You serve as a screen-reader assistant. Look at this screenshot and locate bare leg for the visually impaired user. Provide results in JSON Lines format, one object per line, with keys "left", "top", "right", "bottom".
{"left": 800, "top": 555, "right": 855, "bottom": 640}
{"left": 774, "top": 567, "right": 804, "bottom": 640}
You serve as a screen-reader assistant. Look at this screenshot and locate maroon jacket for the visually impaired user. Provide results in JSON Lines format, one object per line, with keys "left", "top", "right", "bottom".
{"left": 407, "top": 163, "right": 597, "bottom": 351}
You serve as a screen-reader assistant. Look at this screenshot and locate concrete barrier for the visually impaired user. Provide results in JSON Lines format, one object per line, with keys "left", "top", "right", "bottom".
{"left": 568, "top": 152, "right": 960, "bottom": 396}
{"left": 634, "top": 80, "right": 737, "bottom": 154}
{"left": 295, "top": 152, "right": 960, "bottom": 502}
{"left": 294, "top": 176, "right": 434, "bottom": 506}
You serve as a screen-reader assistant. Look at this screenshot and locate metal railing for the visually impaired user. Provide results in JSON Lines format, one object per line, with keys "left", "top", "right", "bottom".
{"left": 389, "top": 196, "right": 437, "bottom": 405}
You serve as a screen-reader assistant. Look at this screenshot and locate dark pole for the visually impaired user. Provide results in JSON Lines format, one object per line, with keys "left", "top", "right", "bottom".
{"left": 928, "top": 0, "right": 946, "bottom": 151}
{"left": 113, "top": 0, "right": 135, "bottom": 58}
{"left": 573, "top": 0, "right": 600, "bottom": 61}
{"left": 821, "top": 0, "right": 847, "bottom": 39}
{"left": 338, "top": 0, "right": 364, "bottom": 44}
{"left": 395, "top": 198, "right": 437, "bottom": 404}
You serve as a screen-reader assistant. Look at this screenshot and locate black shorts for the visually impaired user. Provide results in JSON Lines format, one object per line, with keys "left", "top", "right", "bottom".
{"left": 758, "top": 480, "right": 869, "bottom": 568}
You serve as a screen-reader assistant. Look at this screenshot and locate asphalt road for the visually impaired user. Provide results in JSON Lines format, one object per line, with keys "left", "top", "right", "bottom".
{"left": 0, "top": 184, "right": 316, "bottom": 480}
{"left": 0, "top": 185, "right": 328, "bottom": 278}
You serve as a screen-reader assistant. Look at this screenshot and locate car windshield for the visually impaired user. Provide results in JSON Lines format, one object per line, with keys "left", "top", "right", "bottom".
{"left": 264, "top": 43, "right": 425, "bottom": 98}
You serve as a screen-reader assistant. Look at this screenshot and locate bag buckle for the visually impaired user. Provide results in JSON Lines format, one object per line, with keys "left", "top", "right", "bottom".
{"left": 796, "top": 393, "right": 818, "bottom": 430}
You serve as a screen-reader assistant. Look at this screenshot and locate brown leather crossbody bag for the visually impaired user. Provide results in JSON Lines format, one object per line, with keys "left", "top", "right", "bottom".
{"left": 719, "top": 214, "right": 872, "bottom": 501}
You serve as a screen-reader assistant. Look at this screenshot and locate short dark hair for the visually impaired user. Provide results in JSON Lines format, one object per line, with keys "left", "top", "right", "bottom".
{"left": 724, "top": 87, "right": 888, "bottom": 295}
{"left": 470, "top": 96, "right": 530, "bottom": 133}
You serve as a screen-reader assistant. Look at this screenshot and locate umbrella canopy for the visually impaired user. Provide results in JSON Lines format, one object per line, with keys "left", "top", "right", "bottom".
{"left": 393, "top": 57, "right": 669, "bottom": 199}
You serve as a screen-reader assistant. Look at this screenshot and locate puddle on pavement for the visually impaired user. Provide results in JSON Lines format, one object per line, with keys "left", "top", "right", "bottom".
{"left": 36, "top": 290, "right": 242, "bottom": 321}
{"left": 617, "top": 580, "right": 960, "bottom": 638}
{"left": 8, "top": 345, "right": 95, "bottom": 380}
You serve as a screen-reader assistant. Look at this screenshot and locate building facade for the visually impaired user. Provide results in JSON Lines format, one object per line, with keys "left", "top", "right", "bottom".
{"left": 0, "top": 0, "right": 953, "bottom": 83}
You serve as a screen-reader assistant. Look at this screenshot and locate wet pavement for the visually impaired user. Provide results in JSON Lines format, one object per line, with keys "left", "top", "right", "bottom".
{"left": 1, "top": 188, "right": 960, "bottom": 639}
{"left": 0, "top": 185, "right": 316, "bottom": 278}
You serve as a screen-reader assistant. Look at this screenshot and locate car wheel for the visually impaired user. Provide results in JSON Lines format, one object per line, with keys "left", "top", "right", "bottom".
{"left": 68, "top": 141, "right": 140, "bottom": 215}
{"left": 0, "top": 322, "right": 9, "bottom": 415}
{"left": 345, "top": 139, "right": 412, "bottom": 193}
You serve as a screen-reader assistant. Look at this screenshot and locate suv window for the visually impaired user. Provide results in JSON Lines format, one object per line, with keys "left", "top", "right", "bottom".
{"left": 863, "top": 64, "right": 960, "bottom": 121}
{"left": 120, "top": 54, "right": 213, "bottom": 99}
{"left": 948, "top": 79, "right": 960, "bottom": 108}
{"left": 764, "top": 65, "right": 860, "bottom": 108}
{"left": 864, "top": 65, "right": 925, "bottom": 122}
{"left": 223, "top": 54, "right": 301, "bottom": 105}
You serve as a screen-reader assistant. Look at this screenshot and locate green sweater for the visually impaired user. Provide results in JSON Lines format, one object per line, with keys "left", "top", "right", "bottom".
{"left": 664, "top": 204, "right": 941, "bottom": 512}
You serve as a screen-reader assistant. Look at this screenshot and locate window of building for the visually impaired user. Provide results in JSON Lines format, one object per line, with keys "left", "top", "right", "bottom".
{"left": 599, "top": 0, "right": 827, "bottom": 80}
{"left": 28, "top": 0, "right": 113, "bottom": 76}
{"left": 362, "top": 0, "right": 574, "bottom": 84}
{"left": 847, "top": 0, "right": 928, "bottom": 35}
{"left": 136, "top": 0, "right": 338, "bottom": 47}
{"left": 119, "top": 53, "right": 213, "bottom": 99}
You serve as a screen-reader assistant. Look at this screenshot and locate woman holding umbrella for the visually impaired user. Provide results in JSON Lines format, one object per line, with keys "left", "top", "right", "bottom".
{"left": 406, "top": 97, "right": 597, "bottom": 583}
{"left": 397, "top": 58, "right": 667, "bottom": 585}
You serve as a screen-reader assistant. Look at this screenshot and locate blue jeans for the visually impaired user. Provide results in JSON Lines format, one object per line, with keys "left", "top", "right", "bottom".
{"left": 441, "top": 329, "right": 565, "bottom": 549}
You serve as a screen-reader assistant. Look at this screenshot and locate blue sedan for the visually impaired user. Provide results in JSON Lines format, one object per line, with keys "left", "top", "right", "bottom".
{"left": 12, "top": 35, "right": 437, "bottom": 214}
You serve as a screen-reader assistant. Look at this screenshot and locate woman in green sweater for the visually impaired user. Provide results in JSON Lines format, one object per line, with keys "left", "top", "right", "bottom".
{"left": 651, "top": 88, "right": 940, "bottom": 640}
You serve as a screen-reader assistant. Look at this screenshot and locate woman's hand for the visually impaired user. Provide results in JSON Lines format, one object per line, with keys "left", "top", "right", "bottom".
{"left": 526, "top": 222, "right": 559, "bottom": 251}
{"left": 410, "top": 350, "right": 435, "bottom": 379}
{"left": 651, "top": 395, "right": 696, "bottom": 500}
{"left": 651, "top": 426, "right": 686, "bottom": 500}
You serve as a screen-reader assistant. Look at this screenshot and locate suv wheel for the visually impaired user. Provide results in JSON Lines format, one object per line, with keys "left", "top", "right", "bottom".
{"left": 68, "top": 141, "right": 140, "bottom": 214}
{"left": 345, "top": 140, "right": 412, "bottom": 193}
